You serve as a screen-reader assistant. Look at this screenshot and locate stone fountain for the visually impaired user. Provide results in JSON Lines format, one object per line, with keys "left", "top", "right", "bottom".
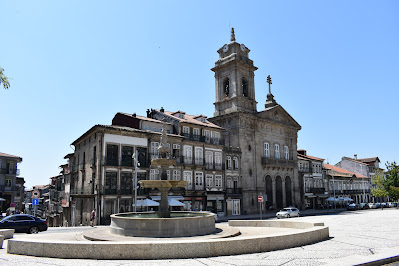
{"left": 110, "top": 122, "right": 216, "bottom": 237}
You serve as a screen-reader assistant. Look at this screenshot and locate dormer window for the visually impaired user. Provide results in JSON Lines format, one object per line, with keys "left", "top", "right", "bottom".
{"left": 173, "top": 111, "right": 185, "bottom": 119}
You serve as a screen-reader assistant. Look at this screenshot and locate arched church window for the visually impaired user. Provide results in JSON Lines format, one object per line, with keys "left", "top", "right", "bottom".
{"left": 242, "top": 78, "right": 248, "bottom": 97}
{"left": 224, "top": 78, "right": 230, "bottom": 96}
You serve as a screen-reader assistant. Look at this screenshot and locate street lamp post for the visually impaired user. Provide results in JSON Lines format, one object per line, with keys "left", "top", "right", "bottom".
{"left": 333, "top": 175, "right": 336, "bottom": 209}
{"left": 132, "top": 151, "right": 139, "bottom": 212}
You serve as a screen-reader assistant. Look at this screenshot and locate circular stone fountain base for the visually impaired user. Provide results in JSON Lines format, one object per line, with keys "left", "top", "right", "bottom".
{"left": 110, "top": 211, "right": 216, "bottom": 237}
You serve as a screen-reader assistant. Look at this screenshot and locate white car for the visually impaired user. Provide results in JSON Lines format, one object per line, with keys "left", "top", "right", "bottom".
{"left": 276, "top": 207, "right": 300, "bottom": 219}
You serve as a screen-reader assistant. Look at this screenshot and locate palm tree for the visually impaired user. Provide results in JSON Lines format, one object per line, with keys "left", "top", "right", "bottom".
{"left": 0, "top": 67, "right": 10, "bottom": 89}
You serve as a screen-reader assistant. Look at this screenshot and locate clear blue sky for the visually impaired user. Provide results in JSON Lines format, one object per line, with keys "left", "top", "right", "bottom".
{"left": 1, "top": 1, "right": 398, "bottom": 189}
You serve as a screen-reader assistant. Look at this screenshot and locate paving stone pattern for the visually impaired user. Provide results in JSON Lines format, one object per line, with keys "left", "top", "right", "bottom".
{"left": 0, "top": 209, "right": 398, "bottom": 265}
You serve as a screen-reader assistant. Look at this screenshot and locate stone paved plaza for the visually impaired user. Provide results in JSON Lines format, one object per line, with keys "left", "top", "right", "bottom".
{"left": 1, "top": 208, "right": 398, "bottom": 265}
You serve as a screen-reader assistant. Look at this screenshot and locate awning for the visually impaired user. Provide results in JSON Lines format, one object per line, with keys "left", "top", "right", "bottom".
{"left": 343, "top": 197, "right": 354, "bottom": 202}
{"left": 151, "top": 196, "right": 184, "bottom": 201}
{"left": 168, "top": 199, "right": 185, "bottom": 207}
{"left": 0, "top": 198, "right": 6, "bottom": 202}
{"left": 133, "top": 198, "right": 160, "bottom": 207}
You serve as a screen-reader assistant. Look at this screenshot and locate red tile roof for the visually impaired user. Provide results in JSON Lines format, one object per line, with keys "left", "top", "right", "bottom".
{"left": 357, "top": 157, "right": 380, "bottom": 164}
{"left": 298, "top": 153, "right": 324, "bottom": 162}
{"left": 341, "top": 157, "right": 369, "bottom": 166}
{"left": 324, "top": 164, "right": 368, "bottom": 178}
{"left": 160, "top": 110, "right": 223, "bottom": 129}
{"left": 118, "top": 112, "right": 173, "bottom": 125}
{"left": 0, "top": 152, "right": 22, "bottom": 161}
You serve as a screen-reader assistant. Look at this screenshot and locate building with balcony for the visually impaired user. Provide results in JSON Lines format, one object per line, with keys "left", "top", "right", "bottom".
{"left": 208, "top": 29, "right": 302, "bottom": 212}
{"left": 115, "top": 109, "right": 227, "bottom": 216}
{"left": 0, "top": 152, "right": 23, "bottom": 213}
{"left": 335, "top": 155, "right": 381, "bottom": 179}
{"left": 323, "top": 164, "right": 371, "bottom": 204}
{"left": 297, "top": 150, "right": 327, "bottom": 209}
{"left": 60, "top": 109, "right": 228, "bottom": 225}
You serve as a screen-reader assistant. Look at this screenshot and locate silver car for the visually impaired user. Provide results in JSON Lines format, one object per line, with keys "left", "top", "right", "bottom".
{"left": 276, "top": 207, "right": 300, "bottom": 219}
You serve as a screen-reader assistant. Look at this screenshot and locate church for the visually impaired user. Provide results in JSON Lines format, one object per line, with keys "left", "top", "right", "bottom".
{"left": 209, "top": 29, "right": 302, "bottom": 213}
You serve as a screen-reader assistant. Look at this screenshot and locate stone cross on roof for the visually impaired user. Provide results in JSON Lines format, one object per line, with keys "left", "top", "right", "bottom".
{"left": 267, "top": 75, "right": 272, "bottom": 94}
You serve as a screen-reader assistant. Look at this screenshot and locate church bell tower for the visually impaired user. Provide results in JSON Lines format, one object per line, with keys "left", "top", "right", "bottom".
{"left": 212, "top": 28, "right": 258, "bottom": 116}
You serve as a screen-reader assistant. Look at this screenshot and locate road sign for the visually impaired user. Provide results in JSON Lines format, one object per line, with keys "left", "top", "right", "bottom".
{"left": 32, "top": 199, "right": 39, "bottom": 205}
{"left": 10, "top": 203, "right": 15, "bottom": 208}
{"left": 32, "top": 190, "right": 40, "bottom": 199}
{"left": 258, "top": 196, "right": 263, "bottom": 202}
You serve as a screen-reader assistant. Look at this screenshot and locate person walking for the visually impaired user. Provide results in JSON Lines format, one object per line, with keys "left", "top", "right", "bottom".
{"left": 90, "top": 209, "right": 96, "bottom": 227}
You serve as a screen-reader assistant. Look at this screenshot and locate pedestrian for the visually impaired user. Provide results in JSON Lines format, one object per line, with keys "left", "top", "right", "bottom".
{"left": 90, "top": 209, "right": 96, "bottom": 227}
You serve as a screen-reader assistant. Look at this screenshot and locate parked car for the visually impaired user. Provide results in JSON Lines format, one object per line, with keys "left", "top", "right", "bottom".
{"left": 387, "top": 202, "right": 395, "bottom": 208}
{"left": 347, "top": 203, "right": 360, "bottom": 211}
{"left": 276, "top": 207, "right": 300, "bottom": 219}
{"left": 375, "top": 203, "right": 381, "bottom": 208}
{"left": 359, "top": 203, "right": 369, "bottom": 210}
{"left": 368, "top": 203, "right": 377, "bottom": 209}
{"left": 0, "top": 214, "right": 48, "bottom": 233}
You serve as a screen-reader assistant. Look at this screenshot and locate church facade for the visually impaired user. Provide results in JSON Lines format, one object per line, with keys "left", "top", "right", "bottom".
{"left": 209, "top": 29, "right": 303, "bottom": 213}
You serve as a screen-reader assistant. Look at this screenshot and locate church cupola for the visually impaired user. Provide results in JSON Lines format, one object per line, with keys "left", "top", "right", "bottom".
{"left": 212, "top": 28, "right": 258, "bottom": 116}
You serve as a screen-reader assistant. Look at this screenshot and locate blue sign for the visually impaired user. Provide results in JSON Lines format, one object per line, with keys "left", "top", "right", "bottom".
{"left": 32, "top": 199, "right": 39, "bottom": 205}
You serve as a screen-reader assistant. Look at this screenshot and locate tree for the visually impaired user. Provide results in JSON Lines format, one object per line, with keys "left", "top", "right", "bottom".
{"left": 385, "top": 161, "right": 399, "bottom": 200}
{"left": 371, "top": 162, "right": 399, "bottom": 201}
{"left": 0, "top": 67, "right": 10, "bottom": 89}
{"left": 371, "top": 168, "right": 389, "bottom": 199}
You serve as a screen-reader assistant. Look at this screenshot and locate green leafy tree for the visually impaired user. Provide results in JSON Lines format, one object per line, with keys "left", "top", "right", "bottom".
{"left": 371, "top": 162, "right": 399, "bottom": 201}
{"left": 385, "top": 161, "right": 399, "bottom": 200}
{"left": 371, "top": 168, "right": 389, "bottom": 199}
{"left": 0, "top": 67, "right": 10, "bottom": 89}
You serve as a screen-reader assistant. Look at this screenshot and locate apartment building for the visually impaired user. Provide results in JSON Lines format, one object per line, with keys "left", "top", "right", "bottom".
{"left": 297, "top": 150, "right": 328, "bottom": 209}
{"left": 0, "top": 152, "right": 23, "bottom": 213}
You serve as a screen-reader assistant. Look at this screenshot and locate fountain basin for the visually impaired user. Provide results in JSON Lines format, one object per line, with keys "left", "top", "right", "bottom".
{"left": 110, "top": 211, "right": 216, "bottom": 237}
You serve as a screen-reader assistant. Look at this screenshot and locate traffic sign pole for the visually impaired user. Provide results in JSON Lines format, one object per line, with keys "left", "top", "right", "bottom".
{"left": 258, "top": 196, "right": 263, "bottom": 220}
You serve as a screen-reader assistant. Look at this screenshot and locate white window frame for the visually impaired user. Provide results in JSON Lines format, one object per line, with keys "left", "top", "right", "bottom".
{"left": 193, "top": 128, "right": 200, "bottom": 136}
{"left": 183, "top": 126, "right": 189, "bottom": 135}
{"left": 183, "top": 171, "right": 193, "bottom": 190}
{"left": 264, "top": 142, "right": 270, "bottom": 158}
{"left": 226, "top": 156, "right": 232, "bottom": 169}
{"left": 204, "top": 130, "right": 210, "bottom": 143}
{"left": 232, "top": 199, "right": 240, "bottom": 215}
{"left": 274, "top": 144, "right": 280, "bottom": 159}
{"left": 215, "top": 152, "right": 222, "bottom": 169}
{"left": 151, "top": 142, "right": 159, "bottom": 158}
{"left": 284, "top": 146, "right": 289, "bottom": 160}
{"left": 205, "top": 151, "right": 213, "bottom": 168}
{"left": 233, "top": 157, "right": 238, "bottom": 169}
{"left": 215, "top": 175, "right": 222, "bottom": 187}
{"left": 212, "top": 131, "right": 220, "bottom": 144}
{"left": 150, "top": 169, "right": 159, "bottom": 180}
{"left": 173, "top": 170, "right": 181, "bottom": 181}
{"left": 206, "top": 174, "right": 213, "bottom": 187}
{"left": 184, "top": 145, "right": 192, "bottom": 164}
{"left": 195, "top": 171, "right": 204, "bottom": 190}
{"left": 167, "top": 170, "right": 170, "bottom": 180}
{"left": 195, "top": 147, "right": 203, "bottom": 165}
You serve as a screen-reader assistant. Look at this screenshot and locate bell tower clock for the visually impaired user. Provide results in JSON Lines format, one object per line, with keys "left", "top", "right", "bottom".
{"left": 211, "top": 28, "right": 258, "bottom": 117}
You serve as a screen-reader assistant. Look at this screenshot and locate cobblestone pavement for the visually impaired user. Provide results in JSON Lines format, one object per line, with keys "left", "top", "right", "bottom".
{"left": 1, "top": 208, "right": 398, "bottom": 265}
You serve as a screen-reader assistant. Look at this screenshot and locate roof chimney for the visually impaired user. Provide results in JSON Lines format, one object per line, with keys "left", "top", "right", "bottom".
{"left": 297, "top": 149, "right": 306, "bottom": 156}
{"left": 354, "top": 154, "right": 358, "bottom": 160}
{"left": 146, "top": 109, "right": 151, "bottom": 118}
{"left": 160, "top": 107, "right": 164, "bottom": 113}
{"left": 132, "top": 113, "right": 136, "bottom": 117}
